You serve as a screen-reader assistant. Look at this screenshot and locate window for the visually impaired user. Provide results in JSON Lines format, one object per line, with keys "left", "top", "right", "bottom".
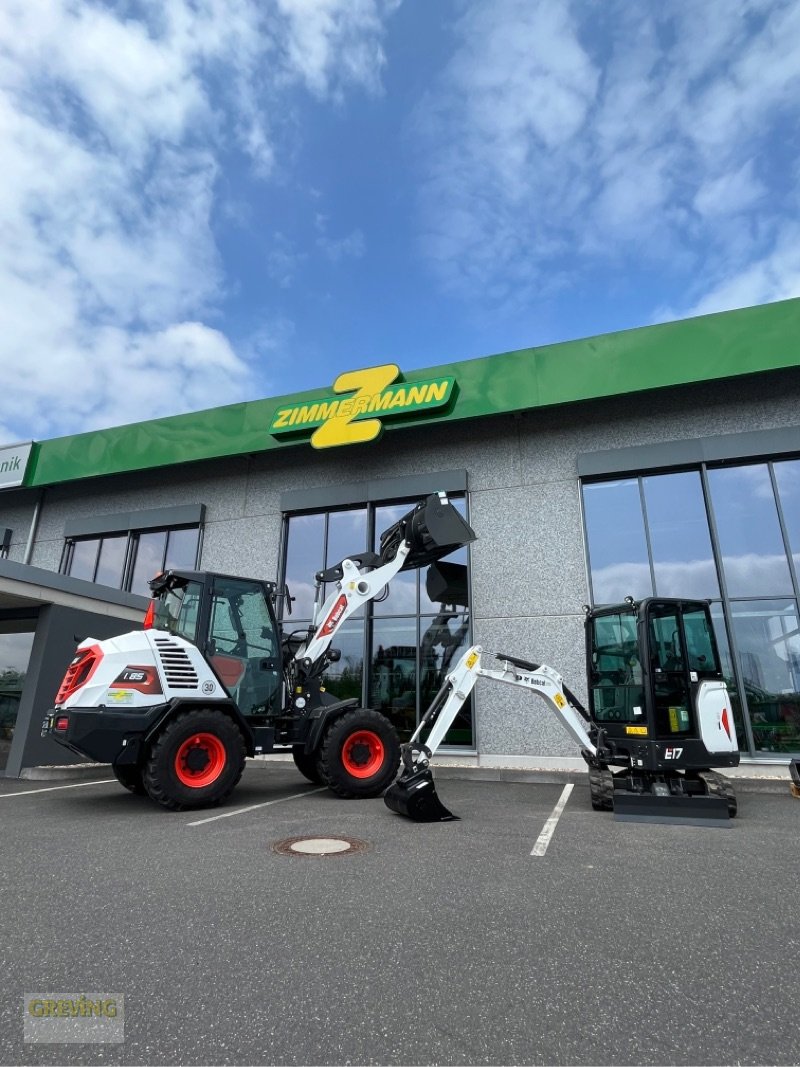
{"left": 62, "top": 525, "right": 201, "bottom": 594}
{"left": 281, "top": 495, "right": 472, "bottom": 746}
{"left": 582, "top": 459, "right": 800, "bottom": 756}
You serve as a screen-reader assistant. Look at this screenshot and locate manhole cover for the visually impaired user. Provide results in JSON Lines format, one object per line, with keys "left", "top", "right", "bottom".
{"left": 272, "top": 836, "right": 368, "bottom": 857}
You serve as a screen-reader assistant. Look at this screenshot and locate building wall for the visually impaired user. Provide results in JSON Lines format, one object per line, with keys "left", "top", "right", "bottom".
{"left": 2, "top": 366, "right": 799, "bottom": 761}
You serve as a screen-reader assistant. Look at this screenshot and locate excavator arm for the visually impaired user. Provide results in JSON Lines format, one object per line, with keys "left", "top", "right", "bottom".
{"left": 384, "top": 644, "right": 596, "bottom": 821}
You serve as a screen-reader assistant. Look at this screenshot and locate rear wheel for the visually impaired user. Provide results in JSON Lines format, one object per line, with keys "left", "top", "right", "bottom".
{"left": 112, "top": 764, "right": 146, "bottom": 795}
{"left": 143, "top": 709, "right": 246, "bottom": 811}
{"left": 292, "top": 745, "right": 323, "bottom": 785}
{"left": 319, "top": 708, "right": 400, "bottom": 798}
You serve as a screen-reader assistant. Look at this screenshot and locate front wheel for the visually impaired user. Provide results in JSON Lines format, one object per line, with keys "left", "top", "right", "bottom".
{"left": 143, "top": 709, "right": 246, "bottom": 811}
{"left": 318, "top": 708, "right": 400, "bottom": 798}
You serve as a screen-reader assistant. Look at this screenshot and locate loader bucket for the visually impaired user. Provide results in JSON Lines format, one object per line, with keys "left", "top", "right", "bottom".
{"left": 613, "top": 792, "right": 731, "bottom": 826}
{"left": 379, "top": 494, "right": 476, "bottom": 571}
{"left": 384, "top": 769, "right": 459, "bottom": 822}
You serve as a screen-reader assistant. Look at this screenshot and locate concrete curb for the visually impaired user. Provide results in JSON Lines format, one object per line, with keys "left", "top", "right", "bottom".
{"left": 17, "top": 758, "right": 794, "bottom": 794}
{"left": 20, "top": 763, "right": 111, "bottom": 781}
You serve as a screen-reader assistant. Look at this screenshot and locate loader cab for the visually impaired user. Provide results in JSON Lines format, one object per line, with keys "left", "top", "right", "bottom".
{"left": 147, "top": 570, "right": 282, "bottom": 717}
{"left": 587, "top": 598, "right": 735, "bottom": 766}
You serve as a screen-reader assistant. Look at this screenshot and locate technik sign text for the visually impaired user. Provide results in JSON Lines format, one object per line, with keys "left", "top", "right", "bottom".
{"left": 269, "top": 364, "right": 456, "bottom": 450}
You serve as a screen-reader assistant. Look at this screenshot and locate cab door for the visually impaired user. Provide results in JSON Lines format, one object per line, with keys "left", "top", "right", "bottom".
{"left": 207, "top": 576, "right": 281, "bottom": 716}
{"left": 646, "top": 603, "right": 695, "bottom": 740}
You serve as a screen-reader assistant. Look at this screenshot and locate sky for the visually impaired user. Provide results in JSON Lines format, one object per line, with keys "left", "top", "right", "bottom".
{"left": 1, "top": 0, "right": 800, "bottom": 444}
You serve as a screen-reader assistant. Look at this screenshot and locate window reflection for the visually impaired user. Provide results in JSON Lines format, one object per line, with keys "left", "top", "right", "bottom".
{"left": 68, "top": 539, "right": 100, "bottom": 581}
{"left": 643, "top": 472, "right": 719, "bottom": 598}
{"left": 373, "top": 503, "right": 417, "bottom": 616}
{"left": 730, "top": 600, "right": 800, "bottom": 754}
{"left": 708, "top": 603, "right": 747, "bottom": 745}
{"left": 774, "top": 459, "right": 800, "bottom": 576}
{"left": 130, "top": 531, "right": 167, "bottom": 596}
{"left": 322, "top": 619, "right": 365, "bottom": 702}
{"left": 283, "top": 494, "right": 472, "bottom": 746}
{"left": 583, "top": 480, "right": 652, "bottom": 603}
{"left": 707, "top": 465, "right": 793, "bottom": 597}
{"left": 284, "top": 514, "right": 325, "bottom": 619}
{"left": 370, "top": 617, "right": 419, "bottom": 740}
{"left": 0, "top": 628, "right": 35, "bottom": 772}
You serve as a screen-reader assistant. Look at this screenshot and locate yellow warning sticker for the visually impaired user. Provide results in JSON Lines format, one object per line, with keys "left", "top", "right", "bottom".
{"left": 554, "top": 693, "right": 566, "bottom": 708}
{"left": 465, "top": 651, "right": 479, "bottom": 670}
{"left": 625, "top": 726, "right": 648, "bottom": 736}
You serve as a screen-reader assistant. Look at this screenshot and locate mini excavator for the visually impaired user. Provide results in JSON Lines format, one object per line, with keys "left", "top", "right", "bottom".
{"left": 385, "top": 596, "right": 740, "bottom": 824}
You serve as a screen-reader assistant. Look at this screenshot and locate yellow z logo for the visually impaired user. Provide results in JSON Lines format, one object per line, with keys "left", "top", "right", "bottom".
{"left": 310, "top": 364, "right": 399, "bottom": 449}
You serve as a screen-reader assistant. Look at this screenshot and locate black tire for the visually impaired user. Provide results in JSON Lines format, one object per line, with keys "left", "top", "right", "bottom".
{"left": 588, "top": 765, "right": 614, "bottom": 811}
{"left": 318, "top": 708, "right": 400, "bottom": 798}
{"left": 292, "top": 745, "right": 324, "bottom": 785}
{"left": 112, "top": 763, "right": 147, "bottom": 796}
{"left": 142, "top": 709, "right": 247, "bottom": 811}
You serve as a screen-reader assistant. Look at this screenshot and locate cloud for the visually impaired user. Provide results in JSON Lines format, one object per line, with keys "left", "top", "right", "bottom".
{"left": 413, "top": 0, "right": 800, "bottom": 316}
{"left": 0, "top": 0, "right": 396, "bottom": 441}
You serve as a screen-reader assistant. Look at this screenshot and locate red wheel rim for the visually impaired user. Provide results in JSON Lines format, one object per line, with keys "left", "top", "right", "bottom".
{"left": 341, "top": 730, "right": 385, "bottom": 779}
{"left": 174, "top": 732, "right": 227, "bottom": 788}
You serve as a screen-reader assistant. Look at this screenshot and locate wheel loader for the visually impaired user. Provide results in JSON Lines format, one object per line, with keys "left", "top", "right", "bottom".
{"left": 385, "top": 594, "right": 741, "bottom": 824}
{"left": 42, "top": 493, "right": 476, "bottom": 810}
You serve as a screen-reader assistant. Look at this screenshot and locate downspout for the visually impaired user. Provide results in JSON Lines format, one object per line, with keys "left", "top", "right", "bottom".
{"left": 23, "top": 490, "right": 44, "bottom": 565}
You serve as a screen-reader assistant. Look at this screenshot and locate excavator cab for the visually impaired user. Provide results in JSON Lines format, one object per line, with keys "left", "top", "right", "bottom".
{"left": 586, "top": 598, "right": 739, "bottom": 773}
{"left": 147, "top": 570, "right": 282, "bottom": 717}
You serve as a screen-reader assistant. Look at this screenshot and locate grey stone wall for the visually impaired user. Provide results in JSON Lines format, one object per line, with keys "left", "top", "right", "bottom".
{"left": 2, "top": 366, "right": 799, "bottom": 761}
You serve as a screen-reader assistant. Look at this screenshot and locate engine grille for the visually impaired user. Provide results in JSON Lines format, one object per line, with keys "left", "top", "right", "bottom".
{"left": 153, "top": 637, "right": 199, "bottom": 690}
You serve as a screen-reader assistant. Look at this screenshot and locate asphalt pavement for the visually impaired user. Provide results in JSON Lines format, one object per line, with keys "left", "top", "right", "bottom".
{"left": 0, "top": 762, "right": 798, "bottom": 1066}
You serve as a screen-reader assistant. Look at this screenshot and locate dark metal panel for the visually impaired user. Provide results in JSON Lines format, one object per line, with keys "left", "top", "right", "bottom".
{"left": 63, "top": 503, "right": 205, "bottom": 539}
{"left": 578, "top": 424, "right": 800, "bottom": 478}
{"left": 280, "top": 470, "right": 468, "bottom": 513}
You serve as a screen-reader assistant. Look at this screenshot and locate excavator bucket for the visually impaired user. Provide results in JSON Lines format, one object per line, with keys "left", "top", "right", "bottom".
{"left": 613, "top": 792, "right": 731, "bottom": 826}
{"left": 379, "top": 493, "right": 476, "bottom": 571}
{"left": 384, "top": 769, "right": 459, "bottom": 822}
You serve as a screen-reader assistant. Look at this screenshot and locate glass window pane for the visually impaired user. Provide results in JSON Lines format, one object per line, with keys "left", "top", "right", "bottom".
{"left": 774, "top": 459, "right": 800, "bottom": 575}
{"left": 369, "top": 617, "right": 418, "bottom": 739}
{"left": 708, "top": 603, "right": 747, "bottom": 749}
{"left": 165, "top": 527, "right": 199, "bottom": 571}
{"left": 583, "top": 480, "right": 652, "bottom": 604}
{"left": 0, "top": 628, "right": 35, "bottom": 772}
{"left": 94, "top": 535, "right": 126, "bottom": 589}
{"left": 589, "top": 611, "right": 645, "bottom": 724}
{"left": 321, "top": 618, "right": 365, "bottom": 702}
{"left": 730, "top": 599, "right": 800, "bottom": 754}
{"left": 67, "top": 538, "right": 100, "bottom": 581}
{"left": 285, "top": 514, "right": 325, "bottom": 619}
{"left": 209, "top": 577, "right": 280, "bottom": 715}
{"left": 130, "top": 531, "right": 167, "bottom": 597}
{"left": 326, "top": 509, "right": 367, "bottom": 570}
{"left": 642, "top": 472, "right": 719, "bottom": 598}
{"left": 324, "top": 509, "right": 367, "bottom": 620}
{"left": 707, "top": 465, "right": 793, "bottom": 597}
{"left": 373, "top": 503, "right": 417, "bottom": 616}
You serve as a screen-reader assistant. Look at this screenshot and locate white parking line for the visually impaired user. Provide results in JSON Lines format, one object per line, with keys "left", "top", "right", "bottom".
{"left": 188, "top": 787, "right": 327, "bottom": 826}
{"left": 0, "top": 779, "right": 116, "bottom": 798}
{"left": 531, "top": 783, "right": 573, "bottom": 856}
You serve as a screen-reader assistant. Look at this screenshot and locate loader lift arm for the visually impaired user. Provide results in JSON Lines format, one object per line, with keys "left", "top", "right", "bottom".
{"left": 384, "top": 645, "right": 597, "bottom": 821}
